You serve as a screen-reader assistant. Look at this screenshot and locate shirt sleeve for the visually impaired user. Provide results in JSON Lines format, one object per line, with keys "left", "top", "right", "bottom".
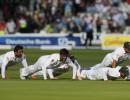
{"left": 1, "top": 56, "right": 9, "bottom": 79}
{"left": 41, "top": 61, "right": 55, "bottom": 80}
{"left": 41, "top": 54, "right": 59, "bottom": 79}
{"left": 102, "top": 73, "right": 108, "bottom": 80}
{"left": 68, "top": 60, "right": 77, "bottom": 79}
{"left": 73, "top": 59, "right": 81, "bottom": 76}
{"left": 41, "top": 67, "right": 47, "bottom": 80}
{"left": 21, "top": 55, "right": 28, "bottom": 68}
{"left": 108, "top": 68, "right": 120, "bottom": 78}
{"left": 101, "top": 69, "right": 108, "bottom": 81}
{"left": 47, "top": 69, "right": 54, "bottom": 79}
{"left": 112, "top": 49, "right": 123, "bottom": 61}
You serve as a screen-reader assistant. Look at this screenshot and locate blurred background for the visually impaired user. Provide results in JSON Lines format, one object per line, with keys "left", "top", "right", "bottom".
{"left": 0, "top": 0, "right": 130, "bottom": 50}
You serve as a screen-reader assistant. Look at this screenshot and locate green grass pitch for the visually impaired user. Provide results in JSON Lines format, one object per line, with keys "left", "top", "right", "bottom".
{"left": 0, "top": 49, "right": 130, "bottom": 100}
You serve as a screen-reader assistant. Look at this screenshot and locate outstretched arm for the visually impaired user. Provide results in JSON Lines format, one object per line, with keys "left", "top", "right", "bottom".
{"left": 21, "top": 55, "right": 28, "bottom": 68}
{"left": 42, "top": 67, "right": 47, "bottom": 80}
{"left": 1, "top": 57, "right": 9, "bottom": 79}
{"left": 112, "top": 59, "right": 117, "bottom": 68}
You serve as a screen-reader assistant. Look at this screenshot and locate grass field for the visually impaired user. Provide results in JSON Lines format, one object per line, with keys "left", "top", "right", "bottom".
{"left": 0, "top": 49, "right": 130, "bottom": 100}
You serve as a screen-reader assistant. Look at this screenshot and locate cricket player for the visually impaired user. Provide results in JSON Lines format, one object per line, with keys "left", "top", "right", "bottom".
{"left": 31, "top": 55, "right": 81, "bottom": 79}
{"left": 91, "top": 42, "right": 130, "bottom": 70}
{"left": 78, "top": 66, "right": 129, "bottom": 81}
{"left": 20, "top": 48, "right": 81, "bottom": 80}
{"left": 31, "top": 64, "right": 70, "bottom": 80}
{"left": 0, "top": 45, "right": 28, "bottom": 79}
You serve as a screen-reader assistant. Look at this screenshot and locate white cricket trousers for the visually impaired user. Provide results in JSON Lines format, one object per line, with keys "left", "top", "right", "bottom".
{"left": 91, "top": 54, "right": 113, "bottom": 70}
{"left": 21, "top": 56, "right": 49, "bottom": 76}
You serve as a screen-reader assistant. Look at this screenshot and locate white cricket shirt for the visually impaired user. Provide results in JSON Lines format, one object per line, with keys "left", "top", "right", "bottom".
{"left": 81, "top": 67, "right": 121, "bottom": 80}
{"left": 106, "top": 47, "right": 130, "bottom": 65}
{"left": 0, "top": 51, "right": 28, "bottom": 78}
{"left": 37, "top": 53, "right": 78, "bottom": 79}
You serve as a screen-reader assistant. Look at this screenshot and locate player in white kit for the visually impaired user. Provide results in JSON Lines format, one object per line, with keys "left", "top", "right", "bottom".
{"left": 91, "top": 42, "right": 130, "bottom": 70}
{"left": 31, "top": 64, "right": 70, "bottom": 80}
{"left": 31, "top": 55, "right": 81, "bottom": 80}
{"left": 91, "top": 42, "right": 130, "bottom": 80}
{"left": 79, "top": 66, "right": 129, "bottom": 81}
{"left": 0, "top": 45, "right": 28, "bottom": 79}
{"left": 20, "top": 48, "right": 81, "bottom": 80}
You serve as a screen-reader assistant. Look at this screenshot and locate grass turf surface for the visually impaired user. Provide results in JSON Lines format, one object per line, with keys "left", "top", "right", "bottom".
{"left": 0, "top": 49, "right": 130, "bottom": 100}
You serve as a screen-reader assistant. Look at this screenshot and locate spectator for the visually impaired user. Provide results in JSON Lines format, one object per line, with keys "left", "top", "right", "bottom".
{"left": 17, "top": 15, "right": 28, "bottom": 33}
{"left": 6, "top": 18, "right": 16, "bottom": 34}
{"left": 83, "top": 14, "right": 94, "bottom": 46}
{"left": 0, "top": 21, "right": 6, "bottom": 35}
{"left": 0, "top": 0, "right": 130, "bottom": 34}
{"left": 96, "top": 17, "right": 102, "bottom": 33}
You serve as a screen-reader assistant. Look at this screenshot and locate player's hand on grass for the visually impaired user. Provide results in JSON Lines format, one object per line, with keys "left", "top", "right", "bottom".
{"left": 50, "top": 77, "right": 58, "bottom": 80}
{"left": 31, "top": 75, "right": 37, "bottom": 80}
{"left": 72, "top": 78, "right": 78, "bottom": 80}
{"left": 2, "top": 77, "right": 9, "bottom": 80}
{"left": 76, "top": 75, "right": 83, "bottom": 80}
{"left": 77, "top": 76, "right": 83, "bottom": 80}
{"left": 104, "top": 80, "right": 112, "bottom": 82}
{"left": 2, "top": 78, "right": 6, "bottom": 80}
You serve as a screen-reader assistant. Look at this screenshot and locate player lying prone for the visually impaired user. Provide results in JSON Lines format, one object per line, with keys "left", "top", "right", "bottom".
{"left": 78, "top": 66, "right": 129, "bottom": 81}
{"left": 28, "top": 65, "right": 129, "bottom": 81}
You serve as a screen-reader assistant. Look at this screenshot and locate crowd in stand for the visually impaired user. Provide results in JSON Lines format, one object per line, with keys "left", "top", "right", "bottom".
{"left": 0, "top": 0, "right": 130, "bottom": 35}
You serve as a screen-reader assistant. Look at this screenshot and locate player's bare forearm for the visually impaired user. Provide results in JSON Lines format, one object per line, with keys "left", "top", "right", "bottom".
{"left": 112, "top": 60, "right": 116, "bottom": 68}
{"left": 50, "top": 77, "right": 58, "bottom": 80}
{"left": 77, "top": 76, "right": 83, "bottom": 80}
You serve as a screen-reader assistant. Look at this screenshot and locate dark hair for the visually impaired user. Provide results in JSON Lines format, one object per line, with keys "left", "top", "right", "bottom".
{"left": 14, "top": 45, "right": 23, "bottom": 52}
{"left": 60, "top": 48, "right": 69, "bottom": 56}
{"left": 124, "top": 42, "right": 130, "bottom": 50}
{"left": 119, "top": 66, "right": 129, "bottom": 78}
